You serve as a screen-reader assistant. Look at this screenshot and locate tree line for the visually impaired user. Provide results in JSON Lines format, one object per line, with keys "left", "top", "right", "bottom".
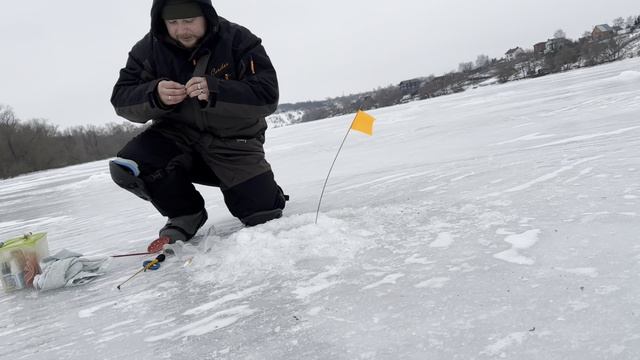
{"left": 0, "top": 105, "right": 143, "bottom": 179}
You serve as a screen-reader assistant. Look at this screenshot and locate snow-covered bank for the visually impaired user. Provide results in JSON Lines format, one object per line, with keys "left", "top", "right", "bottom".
{"left": 1, "top": 58, "right": 639, "bottom": 359}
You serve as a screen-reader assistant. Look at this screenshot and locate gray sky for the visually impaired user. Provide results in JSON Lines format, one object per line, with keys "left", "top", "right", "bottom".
{"left": 0, "top": 0, "right": 637, "bottom": 128}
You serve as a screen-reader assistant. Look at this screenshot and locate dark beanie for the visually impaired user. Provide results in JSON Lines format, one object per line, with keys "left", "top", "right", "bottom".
{"left": 162, "top": 0, "right": 203, "bottom": 20}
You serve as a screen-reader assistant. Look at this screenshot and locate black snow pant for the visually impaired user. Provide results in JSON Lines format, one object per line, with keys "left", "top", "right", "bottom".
{"left": 115, "top": 129, "right": 286, "bottom": 220}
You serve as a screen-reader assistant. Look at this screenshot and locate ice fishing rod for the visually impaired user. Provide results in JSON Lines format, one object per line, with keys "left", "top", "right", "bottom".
{"left": 116, "top": 253, "right": 166, "bottom": 290}
{"left": 111, "top": 252, "right": 153, "bottom": 258}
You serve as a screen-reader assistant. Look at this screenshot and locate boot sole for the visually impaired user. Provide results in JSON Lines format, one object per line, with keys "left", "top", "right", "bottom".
{"left": 241, "top": 209, "right": 283, "bottom": 227}
{"left": 147, "top": 236, "right": 172, "bottom": 253}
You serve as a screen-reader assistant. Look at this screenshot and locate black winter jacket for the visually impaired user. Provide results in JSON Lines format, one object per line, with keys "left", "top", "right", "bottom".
{"left": 111, "top": 0, "right": 279, "bottom": 189}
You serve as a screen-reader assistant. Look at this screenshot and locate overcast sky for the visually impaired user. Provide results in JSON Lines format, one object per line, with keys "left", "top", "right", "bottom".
{"left": 0, "top": 0, "right": 638, "bottom": 127}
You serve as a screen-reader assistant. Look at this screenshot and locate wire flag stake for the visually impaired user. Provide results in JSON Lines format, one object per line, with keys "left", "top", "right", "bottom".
{"left": 315, "top": 107, "right": 376, "bottom": 224}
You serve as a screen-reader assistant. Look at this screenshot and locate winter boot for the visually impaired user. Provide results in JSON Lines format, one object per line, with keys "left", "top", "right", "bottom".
{"left": 147, "top": 209, "right": 208, "bottom": 253}
{"left": 160, "top": 209, "right": 208, "bottom": 243}
{"left": 240, "top": 208, "right": 282, "bottom": 227}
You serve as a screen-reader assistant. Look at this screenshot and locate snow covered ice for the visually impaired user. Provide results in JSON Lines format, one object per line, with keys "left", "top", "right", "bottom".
{"left": 2, "top": 58, "right": 640, "bottom": 359}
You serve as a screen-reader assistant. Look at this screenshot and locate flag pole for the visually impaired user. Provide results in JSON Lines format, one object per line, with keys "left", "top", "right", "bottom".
{"left": 315, "top": 119, "right": 355, "bottom": 224}
{"left": 315, "top": 97, "right": 371, "bottom": 224}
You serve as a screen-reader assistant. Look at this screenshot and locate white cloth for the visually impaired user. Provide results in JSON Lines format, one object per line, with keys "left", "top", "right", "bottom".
{"left": 162, "top": 235, "right": 215, "bottom": 261}
{"left": 33, "top": 249, "right": 110, "bottom": 291}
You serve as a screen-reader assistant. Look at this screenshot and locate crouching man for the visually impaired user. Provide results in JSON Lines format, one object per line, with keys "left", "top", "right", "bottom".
{"left": 109, "top": 0, "right": 287, "bottom": 250}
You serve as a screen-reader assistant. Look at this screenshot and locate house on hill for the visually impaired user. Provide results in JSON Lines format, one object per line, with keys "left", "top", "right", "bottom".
{"left": 398, "top": 79, "right": 422, "bottom": 95}
{"left": 533, "top": 42, "right": 547, "bottom": 55}
{"left": 505, "top": 47, "right": 524, "bottom": 61}
{"left": 592, "top": 24, "right": 614, "bottom": 40}
{"left": 545, "top": 38, "right": 572, "bottom": 54}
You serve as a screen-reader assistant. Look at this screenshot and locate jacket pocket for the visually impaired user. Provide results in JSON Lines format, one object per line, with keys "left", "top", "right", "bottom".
{"left": 212, "top": 137, "right": 265, "bottom": 159}
{"left": 204, "top": 136, "right": 270, "bottom": 188}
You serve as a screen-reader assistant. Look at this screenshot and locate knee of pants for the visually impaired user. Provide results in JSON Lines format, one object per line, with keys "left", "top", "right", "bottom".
{"left": 223, "top": 171, "right": 286, "bottom": 219}
{"left": 116, "top": 129, "right": 186, "bottom": 176}
{"left": 109, "top": 159, "right": 151, "bottom": 201}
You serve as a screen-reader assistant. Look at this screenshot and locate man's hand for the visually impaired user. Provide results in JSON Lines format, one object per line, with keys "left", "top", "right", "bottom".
{"left": 157, "top": 80, "right": 187, "bottom": 106}
{"left": 186, "top": 77, "right": 209, "bottom": 102}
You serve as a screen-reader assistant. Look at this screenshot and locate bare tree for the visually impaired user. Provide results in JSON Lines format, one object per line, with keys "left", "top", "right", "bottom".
{"left": 475, "top": 54, "right": 490, "bottom": 68}
{"left": 514, "top": 51, "right": 537, "bottom": 78}
{"left": 545, "top": 42, "right": 579, "bottom": 72}
{"left": 458, "top": 62, "right": 474, "bottom": 73}
{"left": 496, "top": 62, "right": 517, "bottom": 83}
{"left": 0, "top": 104, "right": 17, "bottom": 126}
{"left": 600, "top": 38, "right": 623, "bottom": 62}
{"left": 613, "top": 17, "right": 625, "bottom": 29}
{"left": 626, "top": 16, "right": 636, "bottom": 29}
{"left": 582, "top": 37, "right": 623, "bottom": 65}
{"left": 554, "top": 29, "right": 567, "bottom": 39}
{"left": 371, "top": 85, "right": 403, "bottom": 108}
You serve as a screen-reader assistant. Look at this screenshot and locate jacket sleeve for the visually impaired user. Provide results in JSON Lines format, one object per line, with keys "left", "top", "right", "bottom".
{"left": 111, "top": 37, "right": 171, "bottom": 124}
{"left": 202, "top": 34, "right": 279, "bottom": 119}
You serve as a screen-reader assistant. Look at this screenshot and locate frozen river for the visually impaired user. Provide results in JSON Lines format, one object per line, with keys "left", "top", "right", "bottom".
{"left": 1, "top": 59, "right": 640, "bottom": 359}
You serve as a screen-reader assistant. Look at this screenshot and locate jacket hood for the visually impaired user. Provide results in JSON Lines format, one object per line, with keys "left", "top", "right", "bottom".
{"left": 150, "top": 0, "right": 220, "bottom": 38}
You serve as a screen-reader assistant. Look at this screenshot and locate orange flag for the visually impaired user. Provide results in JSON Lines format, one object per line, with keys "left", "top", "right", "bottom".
{"left": 350, "top": 110, "right": 375, "bottom": 136}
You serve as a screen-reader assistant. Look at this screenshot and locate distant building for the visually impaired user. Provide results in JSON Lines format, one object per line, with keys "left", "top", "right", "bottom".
{"left": 533, "top": 42, "right": 547, "bottom": 55}
{"left": 505, "top": 47, "right": 525, "bottom": 61}
{"left": 545, "top": 38, "right": 571, "bottom": 54}
{"left": 592, "top": 24, "right": 614, "bottom": 40}
{"left": 398, "top": 79, "right": 422, "bottom": 95}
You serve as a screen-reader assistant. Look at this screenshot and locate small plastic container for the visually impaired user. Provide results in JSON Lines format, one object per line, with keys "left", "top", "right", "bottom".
{"left": 0, "top": 233, "right": 49, "bottom": 292}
